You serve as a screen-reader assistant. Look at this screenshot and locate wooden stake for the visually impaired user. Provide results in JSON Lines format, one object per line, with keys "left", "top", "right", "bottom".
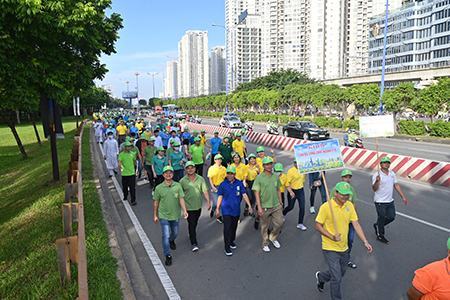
{"left": 321, "top": 171, "right": 338, "bottom": 237}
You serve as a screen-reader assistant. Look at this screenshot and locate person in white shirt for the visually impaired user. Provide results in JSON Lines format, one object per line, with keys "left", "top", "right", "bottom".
{"left": 371, "top": 156, "right": 408, "bottom": 244}
{"left": 168, "top": 130, "right": 181, "bottom": 149}
{"left": 153, "top": 129, "right": 163, "bottom": 148}
{"left": 103, "top": 131, "right": 119, "bottom": 177}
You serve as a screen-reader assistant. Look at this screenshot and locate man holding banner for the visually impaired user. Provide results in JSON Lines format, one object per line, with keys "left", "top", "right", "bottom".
{"left": 315, "top": 182, "right": 373, "bottom": 300}
{"left": 372, "top": 156, "right": 408, "bottom": 244}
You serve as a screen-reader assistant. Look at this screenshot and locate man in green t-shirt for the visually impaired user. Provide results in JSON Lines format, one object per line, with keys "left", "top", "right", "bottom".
{"left": 143, "top": 137, "right": 156, "bottom": 190}
{"left": 218, "top": 136, "right": 233, "bottom": 167}
{"left": 153, "top": 166, "right": 188, "bottom": 266}
{"left": 189, "top": 137, "right": 205, "bottom": 176}
{"left": 118, "top": 141, "right": 138, "bottom": 206}
{"left": 179, "top": 161, "right": 211, "bottom": 252}
{"left": 252, "top": 156, "right": 284, "bottom": 252}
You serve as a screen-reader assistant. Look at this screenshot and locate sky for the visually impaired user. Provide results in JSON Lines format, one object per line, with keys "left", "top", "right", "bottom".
{"left": 98, "top": 0, "right": 225, "bottom": 100}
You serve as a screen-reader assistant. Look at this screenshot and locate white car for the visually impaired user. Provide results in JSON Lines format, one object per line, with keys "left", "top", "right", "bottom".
{"left": 220, "top": 116, "right": 242, "bottom": 128}
{"left": 175, "top": 111, "right": 187, "bottom": 119}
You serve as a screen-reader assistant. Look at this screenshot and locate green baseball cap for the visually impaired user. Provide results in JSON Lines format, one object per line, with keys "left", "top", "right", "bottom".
{"left": 163, "top": 165, "right": 174, "bottom": 173}
{"left": 447, "top": 237, "right": 450, "bottom": 250}
{"left": 125, "top": 136, "right": 131, "bottom": 142}
{"left": 193, "top": 130, "right": 199, "bottom": 134}
{"left": 173, "top": 141, "right": 181, "bottom": 147}
{"left": 194, "top": 137, "right": 201, "bottom": 142}
{"left": 235, "top": 132, "right": 241, "bottom": 137}
{"left": 262, "top": 156, "right": 274, "bottom": 164}
{"left": 256, "top": 146, "right": 265, "bottom": 153}
{"left": 123, "top": 141, "right": 133, "bottom": 147}
{"left": 334, "top": 182, "right": 353, "bottom": 195}
{"left": 380, "top": 157, "right": 391, "bottom": 163}
{"left": 214, "top": 154, "right": 223, "bottom": 160}
{"left": 274, "top": 163, "right": 284, "bottom": 172}
{"left": 201, "top": 129, "right": 206, "bottom": 133}
{"left": 248, "top": 153, "right": 256, "bottom": 159}
{"left": 185, "top": 161, "right": 196, "bottom": 168}
{"left": 157, "top": 147, "right": 165, "bottom": 152}
{"left": 226, "top": 166, "right": 236, "bottom": 174}
{"left": 148, "top": 136, "right": 156, "bottom": 142}
{"left": 232, "top": 152, "right": 240, "bottom": 158}
{"left": 341, "top": 169, "right": 353, "bottom": 177}
{"left": 214, "top": 130, "right": 219, "bottom": 134}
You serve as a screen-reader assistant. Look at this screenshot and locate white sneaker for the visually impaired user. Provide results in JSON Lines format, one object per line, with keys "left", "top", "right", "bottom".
{"left": 296, "top": 224, "right": 307, "bottom": 231}
{"left": 271, "top": 240, "right": 281, "bottom": 249}
{"left": 310, "top": 207, "right": 316, "bottom": 214}
{"left": 262, "top": 245, "right": 271, "bottom": 252}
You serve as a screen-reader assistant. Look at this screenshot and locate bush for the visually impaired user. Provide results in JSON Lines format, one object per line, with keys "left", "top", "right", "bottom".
{"left": 428, "top": 121, "right": 450, "bottom": 138}
{"left": 343, "top": 119, "right": 359, "bottom": 130}
{"left": 398, "top": 120, "right": 426, "bottom": 136}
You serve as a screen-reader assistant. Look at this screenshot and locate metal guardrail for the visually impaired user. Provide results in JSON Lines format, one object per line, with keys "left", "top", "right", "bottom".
{"left": 55, "top": 121, "right": 88, "bottom": 299}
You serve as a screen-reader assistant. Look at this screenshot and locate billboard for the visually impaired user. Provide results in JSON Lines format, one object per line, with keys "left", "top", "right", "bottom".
{"left": 122, "top": 91, "right": 138, "bottom": 99}
{"left": 294, "top": 139, "right": 344, "bottom": 174}
{"left": 359, "top": 115, "right": 395, "bottom": 138}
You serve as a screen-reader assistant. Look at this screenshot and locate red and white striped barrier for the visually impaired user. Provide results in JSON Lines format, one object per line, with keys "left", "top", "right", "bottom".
{"left": 187, "top": 122, "right": 450, "bottom": 187}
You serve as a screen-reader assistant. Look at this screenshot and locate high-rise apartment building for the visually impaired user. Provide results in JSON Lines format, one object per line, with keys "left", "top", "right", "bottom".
{"left": 177, "top": 30, "right": 209, "bottom": 98}
{"left": 210, "top": 46, "right": 226, "bottom": 94}
{"left": 164, "top": 61, "right": 178, "bottom": 99}
{"left": 369, "top": 0, "right": 450, "bottom": 74}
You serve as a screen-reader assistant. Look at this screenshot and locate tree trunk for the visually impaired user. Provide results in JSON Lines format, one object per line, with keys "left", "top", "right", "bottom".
{"left": 32, "top": 121, "right": 42, "bottom": 145}
{"left": 8, "top": 123, "right": 27, "bottom": 159}
{"left": 41, "top": 94, "right": 60, "bottom": 181}
{"left": 15, "top": 110, "right": 21, "bottom": 124}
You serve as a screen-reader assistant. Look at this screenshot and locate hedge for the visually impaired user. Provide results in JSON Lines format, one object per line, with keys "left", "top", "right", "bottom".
{"left": 398, "top": 120, "right": 426, "bottom": 136}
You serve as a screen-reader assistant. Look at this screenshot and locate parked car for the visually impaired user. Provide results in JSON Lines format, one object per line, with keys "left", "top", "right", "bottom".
{"left": 220, "top": 116, "right": 242, "bottom": 128}
{"left": 282, "top": 121, "right": 330, "bottom": 140}
{"left": 175, "top": 111, "right": 187, "bottom": 119}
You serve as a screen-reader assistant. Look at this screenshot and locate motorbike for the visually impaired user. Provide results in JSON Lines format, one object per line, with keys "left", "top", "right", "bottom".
{"left": 191, "top": 116, "right": 202, "bottom": 124}
{"left": 266, "top": 122, "right": 279, "bottom": 135}
{"left": 244, "top": 121, "right": 253, "bottom": 131}
{"left": 347, "top": 134, "right": 364, "bottom": 148}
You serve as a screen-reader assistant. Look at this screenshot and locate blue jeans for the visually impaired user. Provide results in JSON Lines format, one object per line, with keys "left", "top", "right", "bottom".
{"left": 310, "top": 183, "right": 327, "bottom": 206}
{"left": 348, "top": 223, "right": 355, "bottom": 253}
{"left": 283, "top": 188, "right": 305, "bottom": 224}
{"left": 159, "top": 219, "right": 179, "bottom": 256}
{"left": 210, "top": 190, "right": 219, "bottom": 210}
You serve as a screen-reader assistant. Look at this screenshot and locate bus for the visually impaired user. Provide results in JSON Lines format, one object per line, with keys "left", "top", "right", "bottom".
{"left": 162, "top": 104, "right": 178, "bottom": 117}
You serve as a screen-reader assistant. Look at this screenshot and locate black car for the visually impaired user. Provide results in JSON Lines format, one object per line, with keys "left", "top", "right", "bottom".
{"left": 282, "top": 121, "right": 330, "bottom": 140}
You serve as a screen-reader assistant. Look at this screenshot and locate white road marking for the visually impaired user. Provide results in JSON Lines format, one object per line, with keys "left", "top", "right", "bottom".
{"left": 356, "top": 200, "right": 450, "bottom": 233}
{"left": 99, "top": 143, "right": 181, "bottom": 299}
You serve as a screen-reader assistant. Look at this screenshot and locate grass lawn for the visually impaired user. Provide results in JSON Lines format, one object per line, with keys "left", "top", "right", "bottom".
{"left": 0, "top": 120, "right": 121, "bottom": 299}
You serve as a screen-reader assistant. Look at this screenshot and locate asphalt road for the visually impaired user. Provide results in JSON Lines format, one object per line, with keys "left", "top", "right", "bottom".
{"left": 113, "top": 138, "right": 450, "bottom": 300}
{"left": 200, "top": 118, "right": 450, "bottom": 162}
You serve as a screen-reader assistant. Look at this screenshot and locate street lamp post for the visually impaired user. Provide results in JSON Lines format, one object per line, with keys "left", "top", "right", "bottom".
{"left": 379, "top": 0, "right": 390, "bottom": 114}
{"left": 148, "top": 72, "right": 158, "bottom": 98}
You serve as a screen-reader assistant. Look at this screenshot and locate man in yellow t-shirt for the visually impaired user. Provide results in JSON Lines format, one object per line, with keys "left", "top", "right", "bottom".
{"left": 283, "top": 162, "right": 307, "bottom": 230}
{"left": 207, "top": 154, "right": 227, "bottom": 223}
{"left": 315, "top": 182, "right": 372, "bottom": 299}
{"left": 255, "top": 146, "right": 275, "bottom": 170}
{"left": 232, "top": 133, "right": 247, "bottom": 160}
{"left": 116, "top": 120, "right": 128, "bottom": 145}
{"left": 200, "top": 129, "right": 207, "bottom": 146}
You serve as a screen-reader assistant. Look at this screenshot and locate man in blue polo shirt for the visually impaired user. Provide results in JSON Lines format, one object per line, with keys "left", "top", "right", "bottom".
{"left": 216, "top": 166, "right": 253, "bottom": 256}
{"left": 209, "top": 131, "right": 222, "bottom": 165}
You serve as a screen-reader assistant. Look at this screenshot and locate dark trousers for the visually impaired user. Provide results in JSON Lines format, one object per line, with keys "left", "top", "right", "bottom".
{"left": 210, "top": 154, "right": 217, "bottom": 166}
{"left": 223, "top": 215, "right": 239, "bottom": 251}
{"left": 122, "top": 175, "right": 136, "bottom": 203}
{"left": 173, "top": 169, "right": 184, "bottom": 182}
{"left": 375, "top": 202, "right": 396, "bottom": 236}
{"left": 318, "top": 250, "right": 350, "bottom": 300}
{"left": 283, "top": 188, "right": 305, "bottom": 224}
{"left": 195, "top": 163, "right": 204, "bottom": 176}
{"left": 154, "top": 175, "right": 164, "bottom": 190}
{"left": 144, "top": 164, "right": 154, "bottom": 189}
{"left": 348, "top": 223, "right": 355, "bottom": 253}
{"left": 118, "top": 134, "right": 126, "bottom": 145}
{"left": 245, "top": 180, "right": 255, "bottom": 209}
{"left": 310, "top": 183, "right": 327, "bottom": 206}
{"left": 187, "top": 209, "right": 201, "bottom": 245}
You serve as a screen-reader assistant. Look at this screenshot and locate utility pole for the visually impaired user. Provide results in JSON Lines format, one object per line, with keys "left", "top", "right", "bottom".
{"left": 148, "top": 72, "right": 158, "bottom": 98}
{"left": 379, "top": 0, "right": 389, "bottom": 114}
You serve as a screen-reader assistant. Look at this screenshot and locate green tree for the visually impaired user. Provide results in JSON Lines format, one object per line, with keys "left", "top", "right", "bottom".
{"left": 236, "top": 69, "right": 314, "bottom": 91}
{"left": 382, "top": 82, "right": 416, "bottom": 121}
{"left": 414, "top": 78, "right": 450, "bottom": 122}
{"left": 0, "top": 0, "right": 122, "bottom": 178}
{"left": 347, "top": 84, "right": 379, "bottom": 112}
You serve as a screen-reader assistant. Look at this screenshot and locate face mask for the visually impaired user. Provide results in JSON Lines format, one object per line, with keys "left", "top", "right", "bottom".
{"left": 274, "top": 172, "right": 281, "bottom": 176}
{"left": 174, "top": 147, "right": 180, "bottom": 151}
{"left": 108, "top": 136, "right": 113, "bottom": 139}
